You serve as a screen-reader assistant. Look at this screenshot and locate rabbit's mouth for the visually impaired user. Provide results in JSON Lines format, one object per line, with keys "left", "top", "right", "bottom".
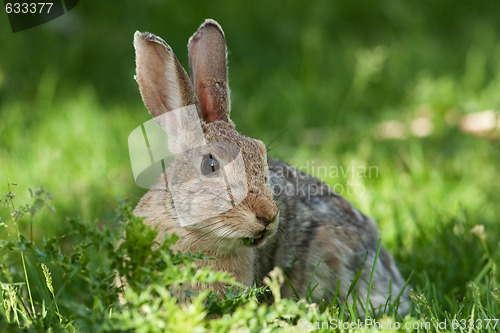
{"left": 242, "top": 229, "right": 273, "bottom": 247}
{"left": 242, "top": 235, "right": 266, "bottom": 247}
{"left": 242, "top": 211, "right": 279, "bottom": 247}
{"left": 241, "top": 211, "right": 279, "bottom": 247}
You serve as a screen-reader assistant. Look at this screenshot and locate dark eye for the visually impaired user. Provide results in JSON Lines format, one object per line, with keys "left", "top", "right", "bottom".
{"left": 201, "top": 154, "right": 220, "bottom": 175}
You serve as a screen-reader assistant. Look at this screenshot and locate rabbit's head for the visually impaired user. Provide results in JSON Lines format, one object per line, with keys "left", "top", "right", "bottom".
{"left": 133, "top": 20, "right": 279, "bottom": 253}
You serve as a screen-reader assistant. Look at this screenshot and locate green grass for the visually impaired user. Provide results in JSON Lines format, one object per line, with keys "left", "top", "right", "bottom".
{"left": 1, "top": 0, "right": 500, "bottom": 331}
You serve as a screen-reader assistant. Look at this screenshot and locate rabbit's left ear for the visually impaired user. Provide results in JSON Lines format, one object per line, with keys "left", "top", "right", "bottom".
{"left": 134, "top": 31, "right": 199, "bottom": 119}
{"left": 188, "top": 19, "right": 231, "bottom": 123}
{"left": 134, "top": 31, "right": 205, "bottom": 155}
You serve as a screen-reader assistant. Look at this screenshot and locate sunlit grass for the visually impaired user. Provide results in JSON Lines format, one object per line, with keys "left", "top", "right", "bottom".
{"left": 0, "top": 87, "right": 149, "bottom": 235}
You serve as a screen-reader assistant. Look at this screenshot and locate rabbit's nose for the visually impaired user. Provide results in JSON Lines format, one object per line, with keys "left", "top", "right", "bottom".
{"left": 257, "top": 212, "right": 279, "bottom": 228}
{"left": 257, "top": 216, "right": 271, "bottom": 227}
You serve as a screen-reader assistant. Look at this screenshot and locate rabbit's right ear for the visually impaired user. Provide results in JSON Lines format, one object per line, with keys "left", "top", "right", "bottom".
{"left": 188, "top": 19, "right": 231, "bottom": 123}
{"left": 134, "top": 31, "right": 199, "bottom": 119}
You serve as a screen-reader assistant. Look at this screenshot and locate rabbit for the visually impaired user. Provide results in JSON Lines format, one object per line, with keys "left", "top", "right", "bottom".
{"left": 131, "top": 19, "right": 409, "bottom": 315}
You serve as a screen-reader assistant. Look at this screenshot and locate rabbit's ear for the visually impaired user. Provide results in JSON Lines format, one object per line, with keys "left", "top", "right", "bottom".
{"left": 134, "top": 31, "right": 199, "bottom": 119}
{"left": 188, "top": 19, "right": 231, "bottom": 123}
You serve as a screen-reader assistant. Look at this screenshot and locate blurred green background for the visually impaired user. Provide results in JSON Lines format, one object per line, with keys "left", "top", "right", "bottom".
{"left": 1, "top": 0, "right": 500, "bottom": 310}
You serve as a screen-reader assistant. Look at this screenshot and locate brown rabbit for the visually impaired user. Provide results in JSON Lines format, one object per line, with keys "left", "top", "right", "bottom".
{"left": 131, "top": 19, "right": 409, "bottom": 315}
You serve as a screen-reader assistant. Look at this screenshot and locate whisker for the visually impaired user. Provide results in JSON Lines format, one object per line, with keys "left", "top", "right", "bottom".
{"left": 189, "top": 225, "right": 227, "bottom": 249}
{"left": 265, "top": 121, "right": 300, "bottom": 153}
{"left": 173, "top": 190, "right": 233, "bottom": 206}
{"left": 210, "top": 229, "right": 236, "bottom": 252}
{"left": 180, "top": 220, "right": 225, "bottom": 239}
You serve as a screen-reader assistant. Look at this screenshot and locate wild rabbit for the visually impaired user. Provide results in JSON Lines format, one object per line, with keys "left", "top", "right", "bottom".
{"left": 131, "top": 19, "right": 408, "bottom": 315}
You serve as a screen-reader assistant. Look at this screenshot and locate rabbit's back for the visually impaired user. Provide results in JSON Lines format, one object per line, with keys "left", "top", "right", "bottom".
{"left": 256, "top": 157, "right": 408, "bottom": 314}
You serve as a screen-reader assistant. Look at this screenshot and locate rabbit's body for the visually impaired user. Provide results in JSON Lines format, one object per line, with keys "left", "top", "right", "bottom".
{"left": 257, "top": 157, "right": 407, "bottom": 312}
{"left": 131, "top": 19, "right": 408, "bottom": 315}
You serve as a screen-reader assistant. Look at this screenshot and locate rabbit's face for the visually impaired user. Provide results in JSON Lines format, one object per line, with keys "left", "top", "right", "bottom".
{"left": 165, "top": 120, "right": 279, "bottom": 252}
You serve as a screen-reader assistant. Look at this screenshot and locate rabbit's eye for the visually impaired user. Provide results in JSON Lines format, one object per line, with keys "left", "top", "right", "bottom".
{"left": 201, "top": 154, "right": 220, "bottom": 175}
